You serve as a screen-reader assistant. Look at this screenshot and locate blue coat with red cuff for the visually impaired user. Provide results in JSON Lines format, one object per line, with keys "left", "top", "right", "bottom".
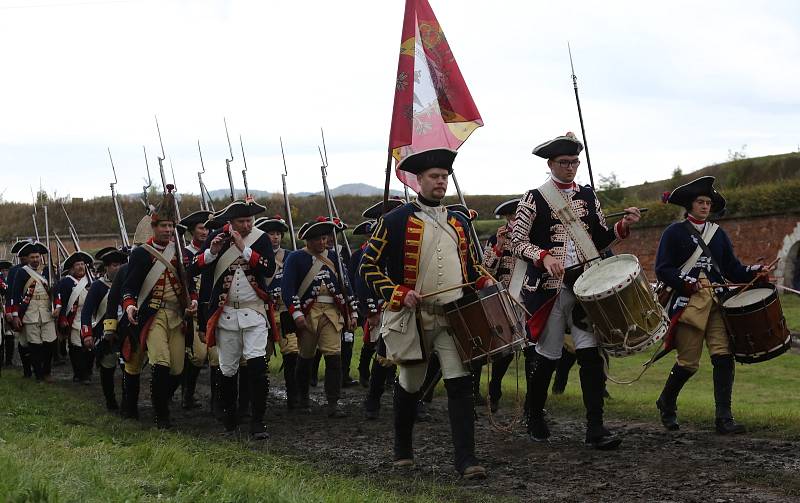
{"left": 281, "top": 248, "right": 355, "bottom": 319}
{"left": 193, "top": 225, "right": 276, "bottom": 347}
{"left": 80, "top": 277, "right": 112, "bottom": 341}
{"left": 8, "top": 266, "right": 52, "bottom": 322}
{"left": 55, "top": 275, "right": 91, "bottom": 336}
{"left": 359, "top": 202, "right": 490, "bottom": 311}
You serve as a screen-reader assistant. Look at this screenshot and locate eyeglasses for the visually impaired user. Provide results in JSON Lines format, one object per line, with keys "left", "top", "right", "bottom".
{"left": 553, "top": 159, "right": 580, "bottom": 168}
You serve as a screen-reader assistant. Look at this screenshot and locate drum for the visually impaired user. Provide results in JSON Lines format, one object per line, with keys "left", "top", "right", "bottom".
{"left": 721, "top": 285, "right": 791, "bottom": 364}
{"left": 443, "top": 284, "right": 527, "bottom": 365}
{"left": 573, "top": 254, "right": 668, "bottom": 357}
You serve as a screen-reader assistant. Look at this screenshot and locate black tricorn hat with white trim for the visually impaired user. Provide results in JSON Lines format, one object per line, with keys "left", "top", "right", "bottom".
{"left": 298, "top": 218, "right": 337, "bottom": 241}
{"left": 0, "top": 259, "right": 12, "bottom": 270}
{"left": 397, "top": 148, "right": 457, "bottom": 175}
{"left": 11, "top": 240, "right": 31, "bottom": 255}
{"left": 63, "top": 251, "right": 94, "bottom": 270}
{"left": 178, "top": 210, "right": 213, "bottom": 233}
{"left": 666, "top": 176, "right": 726, "bottom": 214}
{"left": 532, "top": 132, "right": 584, "bottom": 159}
{"left": 19, "top": 242, "right": 48, "bottom": 256}
{"left": 352, "top": 220, "right": 376, "bottom": 236}
{"left": 95, "top": 246, "right": 128, "bottom": 265}
{"left": 362, "top": 198, "right": 405, "bottom": 219}
{"left": 214, "top": 198, "right": 267, "bottom": 222}
{"left": 255, "top": 215, "right": 290, "bottom": 234}
{"left": 494, "top": 198, "right": 520, "bottom": 216}
{"left": 446, "top": 204, "right": 479, "bottom": 221}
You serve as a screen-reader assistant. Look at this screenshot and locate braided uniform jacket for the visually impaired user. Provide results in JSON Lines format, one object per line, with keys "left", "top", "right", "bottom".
{"left": 481, "top": 224, "right": 515, "bottom": 288}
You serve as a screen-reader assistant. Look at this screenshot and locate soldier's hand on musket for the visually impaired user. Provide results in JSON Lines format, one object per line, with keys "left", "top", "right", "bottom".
{"left": 346, "top": 315, "right": 357, "bottom": 332}
{"left": 82, "top": 336, "right": 94, "bottom": 350}
{"left": 52, "top": 307, "right": 61, "bottom": 319}
{"left": 230, "top": 230, "right": 245, "bottom": 252}
{"left": 209, "top": 234, "right": 226, "bottom": 255}
{"left": 542, "top": 254, "right": 564, "bottom": 278}
{"left": 403, "top": 289, "right": 422, "bottom": 308}
{"left": 367, "top": 313, "right": 381, "bottom": 330}
{"left": 185, "top": 299, "right": 198, "bottom": 316}
{"left": 11, "top": 317, "right": 22, "bottom": 330}
{"left": 621, "top": 207, "right": 641, "bottom": 227}
{"left": 294, "top": 314, "right": 308, "bottom": 332}
{"left": 126, "top": 304, "right": 138, "bottom": 325}
{"left": 198, "top": 331, "right": 206, "bottom": 344}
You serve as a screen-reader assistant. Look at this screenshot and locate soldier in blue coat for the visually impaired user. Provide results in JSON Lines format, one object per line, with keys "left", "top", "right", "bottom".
{"left": 655, "top": 176, "right": 769, "bottom": 434}
{"left": 54, "top": 251, "right": 94, "bottom": 384}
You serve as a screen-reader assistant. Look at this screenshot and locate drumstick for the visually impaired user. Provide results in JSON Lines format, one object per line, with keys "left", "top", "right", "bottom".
{"left": 777, "top": 284, "right": 800, "bottom": 296}
{"left": 725, "top": 257, "right": 780, "bottom": 301}
{"left": 420, "top": 282, "right": 475, "bottom": 300}
{"left": 605, "top": 208, "right": 648, "bottom": 219}
{"left": 476, "top": 264, "right": 532, "bottom": 317}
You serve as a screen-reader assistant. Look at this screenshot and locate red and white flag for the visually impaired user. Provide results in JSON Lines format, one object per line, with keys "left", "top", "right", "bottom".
{"left": 388, "top": 0, "right": 483, "bottom": 192}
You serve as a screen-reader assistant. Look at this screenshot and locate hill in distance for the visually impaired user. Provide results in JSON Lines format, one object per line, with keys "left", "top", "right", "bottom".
{"left": 206, "top": 183, "right": 403, "bottom": 200}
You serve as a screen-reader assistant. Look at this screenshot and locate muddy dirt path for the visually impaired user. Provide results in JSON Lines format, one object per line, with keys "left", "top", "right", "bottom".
{"left": 27, "top": 360, "right": 800, "bottom": 502}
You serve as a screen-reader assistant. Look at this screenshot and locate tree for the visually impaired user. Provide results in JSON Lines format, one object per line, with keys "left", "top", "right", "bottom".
{"left": 671, "top": 167, "right": 682, "bottom": 180}
{"left": 597, "top": 172, "right": 624, "bottom": 206}
{"left": 727, "top": 144, "right": 748, "bottom": 161}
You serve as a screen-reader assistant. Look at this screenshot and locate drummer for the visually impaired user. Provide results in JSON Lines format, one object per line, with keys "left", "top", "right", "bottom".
{"left": 359, "top": 148, "right": 493, "bottom": 479}
{"left": 655, "top": 176, "right": 770, "bottom": 434}
{"left": 510, "top": 132, "right": 640, "bottom": 450}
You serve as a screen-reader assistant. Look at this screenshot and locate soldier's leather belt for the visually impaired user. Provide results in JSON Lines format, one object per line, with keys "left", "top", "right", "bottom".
{"left": 315, "top": 295, "right": 336, "bottom": 304}
{"left": 227, "top": 300, "right": 265, "bottom": 310}
{"left": 420, "top": 303, "right": 445, "bottom": 316}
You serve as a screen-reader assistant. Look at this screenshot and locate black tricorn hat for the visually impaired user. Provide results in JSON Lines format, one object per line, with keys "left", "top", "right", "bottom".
{"left": 298, "top": 218, "right": 336, "bottom": 241}
{"left": 95, "top": 246, "right": 128, "bottom": 265}
{"left": 178, "top": 210, "right": 213, "bottom": 234}
{"left": 532, "top": 132, "right": 584, "bottom": 159}
{"left": 362, "top": 198, "right": 405, "bottom": 219}
{"left": 11, "top": 240, "right": 31, "bottom": 255}
{"left": 0, "top": 260, "right": 12, "bottom": 270}
{"left": 19, "top": 242, "right": 48, "bottom": 257}
{"left": 666, "top": 176, "right": 726, "bottom": 214}
{"left": 446, "top": 204, "right": 478, "bottom": 221}
{"left": 255, "top": 215, "right": 290, "bottom": 234}
{"left": 63, "top": 251, "right": 93, "bottom": 270}
{"left": 494, "top": 198, "right": 520, "bottom": 216}
{"left": 397, "top": 148, "right": 457, "bottom": 175}
{"left": 204, "top": 215, "right": 225, "bottom": 231}
{"left": 214, "top": 198, "right": 267, "bottom": 222}
{"left": 352, "top": 220, "right": 376, "bottom": 236}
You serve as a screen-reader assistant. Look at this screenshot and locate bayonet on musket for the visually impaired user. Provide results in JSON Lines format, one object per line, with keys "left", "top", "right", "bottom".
{"left": 30, "top": 187, "right": 40, "bottom": 242}
{"left": 61, "top": 203, "right": 81, "bottom": 252}
{"left": 318, "top": 128, "right": 351, "bottom": 256}
{"left": 108, "top": 148, "right": 131, "bottom": 249}
{"left": 141, "top": 145, "right": 153, "bottom": 212}
{"left": 568, "top": 42, "right": 595, "bottom": 189}
{"left": 239, "top": 135, "right": 250, "bottom": 199}
{"left": 197, "top": 140, "right": 215, "bottom": 212}
{"left": 223, "top": 117, "right": 235, "bottom": 202}
{"left": 43, "top": 204, "right": 55, "bottom": 289}
{"left": 279, "top": 137, "right": 297, "bottom": 250}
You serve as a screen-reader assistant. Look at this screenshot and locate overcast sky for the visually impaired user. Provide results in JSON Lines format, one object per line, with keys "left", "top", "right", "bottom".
{"left": 1, "top": 0, "right": 798, "bottom": 204}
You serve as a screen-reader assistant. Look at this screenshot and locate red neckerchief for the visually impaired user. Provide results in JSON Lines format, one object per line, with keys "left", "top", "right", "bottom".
{"left": 687, "top": 215, "right": 706, "bottom": 225}
{"left": 552, "top": 179, "right": 577, "bottom": 190}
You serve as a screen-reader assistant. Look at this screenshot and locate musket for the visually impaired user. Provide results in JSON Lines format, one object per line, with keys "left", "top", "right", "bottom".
{"left": 108, "top": 148, "right": 131, "bottom": 249}
{"left": 61, "top": 203, "right": 81, "bottom": 252}
{"left": 279, "top": 137, "right": 297, "bottom": 250}
{"left": 154, "top": 116, "right": 194, "bottom": 348}
{"left": 318, "top": 128, "right": 351, "bottom": 256}
{"left": 223, "top": 117, "right": 236, "bottom": 202}
{"left": 450, "top": 171, "right": 484, "bottom": 259}
{"left": 54, "top": 233, "right": 69, "bottom": 258}
{"left": 30, "top": 187, "right": 40, "bottom": 242}
{"left": 141, "top": 145, "right": 153, "bottom": 213}
{"left": 568, "top": 42, "right": 595, "bottom": 189}
{"left": 169, "top": 158, "right": 178, "bottom": 192}
{"left": 197, "top": 140, "right": 215, "bottom": 212}
{"left": 239, "top": 135, "right": 251, "bottom": 199}
{"left": 43, "top": 204, "right": 55, "bottom": 291}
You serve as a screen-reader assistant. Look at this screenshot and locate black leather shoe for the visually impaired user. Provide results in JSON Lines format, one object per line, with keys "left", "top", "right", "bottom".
{"left": 415, "top": 401, "right": 431, "bottom": 422}
{"left": 715, "top": 417, "right": 746, "bottom": 435}
{"left": 656, "top": 396, "right": 680, "bottom": 431}
{"left": 527, "top": 417, "right": 550, "bottom": 441}
{"left": 585, "top": 424, "right": 622, "bottom": 450}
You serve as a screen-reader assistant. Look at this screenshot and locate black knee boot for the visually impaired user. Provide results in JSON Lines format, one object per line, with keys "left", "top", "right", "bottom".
{"left": 341, "top": 337, "right": 357, "bottom": 387}
{"left": 29, "top": 343, "right": 45, "bottom": 381}
{"left": 310, "top": 350, "right": 321, "bottom": 387}
{"left": 656, "top": 364, "right": 695, "bottom": 430}
{"left": 324, "top": 354, "right": 346, "bottom": 418}
{"left": 470, "top": 361, "right": 486, "bottom": 406}
{"left": 19, "top": 344, "right": 32, "bottom": 377}
{"left": 209, "top": 366, "right": 225, "bottom": 421}
{"left": 100, "top": 366, "right": 118, "bottom": 410}
{"left": 69, "top": 345, "right": 82, "bottom": 383}
{"left": 393, "top": 381, "right": 421, "bottom": 464}
{"left": 43, "top": 341, "right": 56, "bottom": 377}
{"left": 421, "top": 355, "right": 441, "bottom": 403}
{"left": 282, "top": 352, "right": 299, "bottom": 410}
{"left": 364, "top": 358, "right": 392, "bottom": 419}
{"left": 357, "top": 341, "right": 375, "bottom": 387}
{"left": 488, "top": 353, "right": 514, "bottom": 412}
{"left": 4, "top": 333, "right": 14, "bottom": 366}
{"left": 524, "top": 348, "right": 557, "bottom": 441}
{"left": 246, "top": 356, "right": 269, "bottom": 440}
{"left": 295, "top": 357, "right": 313, "bottom": 413}
{"left": 552, "top": 347, "right": 576, "bottom": 394}
{"left": 121, "top": 370, "right": 140, "bottom": 419}
{"left": 151, "top": 364, "right": 172, "bottom": 429}
{"left": 712, "top": 354, "right": 745, "bottom": 434}
{"left": 220, "top": 371, "right": 239, "bottom": 432}
{"left": 444, "top": 375, "right": 485, "bottom": 478}
{"left": 576, "top": 348, "right": 620, "bottom": 450}
{"left": 237, "top": 368, "right": 251, "bottom": 420}
{"left": 84, "top": 349, "right": 95, "bottom": 379}
{"left": 182, "top": 358, "right": 202, "bottom": 410}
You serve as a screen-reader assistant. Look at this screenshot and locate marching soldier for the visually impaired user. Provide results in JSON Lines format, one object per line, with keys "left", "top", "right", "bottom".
{"left": 359, "top": 148, "right": 492, "bottom": 479}
{"left": 121, "top": 190, "right": 198, "bottom": 429}
{"left": 325, "top": 220, "right": 359, "bottom": 388}
{"left": 255, "top": 215, "right": 299, "bottom": 410}
{"left": 178, "top": 209, "right": 212, "bottom": 410}
{"left": 9, "top": 242, "right": 57, "bottom": 383}
{"left": 0, "top": 259, "right": 10, "bottom": 373}
{"left": 199, "top": 212, "right": 226, "bottom": 420}
{"left": 54, "top": 251, "right": 94, "bottom": 384}
{"left": 81, "top": 247, "right": 128, "bottom": 410}
{"left": 282, "top": 218, "right": 357, "bottom": 418}
{"left": 477, "top": 198, "right": 520, "bottom": 411}
{"left": 195, "top": 199, "right": 275, "bottom": 439}
{"left": 4, "top": 240, "right": 32, "bottom": 373}
{"left": 655, "top": 176, "right": 769, "bottom": 434}
{"left": 510, "top": 132, "right": 640, "bottom": 450}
